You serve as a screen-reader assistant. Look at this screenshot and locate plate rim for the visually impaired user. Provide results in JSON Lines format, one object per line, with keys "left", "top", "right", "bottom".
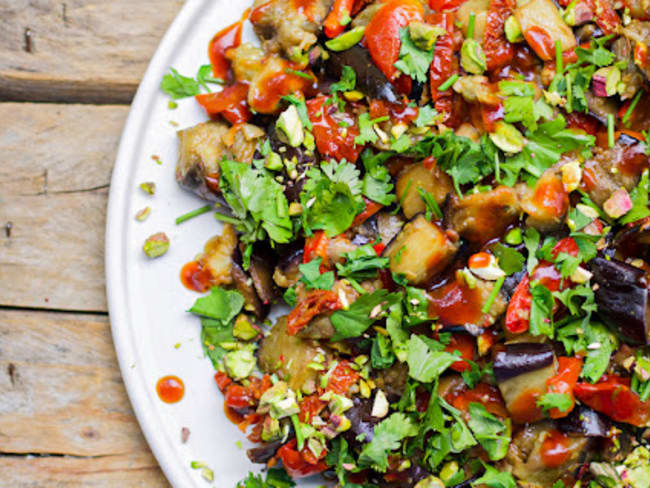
{"left": 105, "top": 1, "right": 214, "bottom": 486}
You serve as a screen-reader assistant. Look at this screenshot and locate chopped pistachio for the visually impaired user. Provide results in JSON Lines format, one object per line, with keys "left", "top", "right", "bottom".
{"left": 505, "top": 228, "right": 523, "bottom": 245}
{"left": 460, "top": 39, "right": 487, "bottom": 74}
{"left": 168, "top": 100, "right": 178, "bottom": 110}
{"left": 504, "top": 15, "right": 523, "bottom": 43}
{"left": 190, "top": 461, "right": 206, "bottom": 469}
{"left": 139, "top": 181, "right": 156, "bottom": 195}
{"left": 343, "top": 90, "right": 364, "bottom": 102}
{"left": 325, "top": 26, "right": 366, "bottom": 52}
{"left": 634, "top": 357, "right": 650, "bottom": 382}
{"left": 201, "top": 467, "right": 214, "bottom": 482}
{"left": 288, "top": 202, "right": 303, "bottom": 216}
{"left": 408, "top": 21, "right": 445, "bottom": 50}
{"left": 489, "top": 121, "right": 525, "bottom": 153}
{"left": 359, "top": 379, "right": 371, "bottom": 398}
{"left": 603, "top": 188, "right": 634, "bottom": 218}
{"left": 276, "top": 105, "right": 304, "bottom": 147}
{"left": 233, "top": 314, "right": 258, "bottom": 341}
{"left": 265, "top": 151, "right": 283, "bottom": 171}
{"left": 561, "top": 160, "right": 583, "bottom": 192}
{"left": 371, "top": 389, "right": 389, "bottom": 418}
{"left": 261, "top": 415, "right": 282, "bottom": 442}
{"left": 570, "top": 266, "right": 593, "bottom": 284}
{"left": 592, "top": 66, "right": 622, "bottom": 97}
{"left": 143, "top": 232, "right": 170, "bottom": 258}
{"left": 440, "top": 461, "right": 459, "bottom": 483}
{"left": 135, "top": 206, "right": 151, "bottom": 222}
{"left": 224, "top": 344, "right": 257, "bottom": 380}
{"left": 415, "top": 476, "right": 445, "bottom": 488}
{"left": 259, "top": 381, "right": 300, "bottom": 419}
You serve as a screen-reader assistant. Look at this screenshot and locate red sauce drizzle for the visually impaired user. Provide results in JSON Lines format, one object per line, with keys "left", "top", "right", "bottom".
{"left": 156, "top": 375, "right": 185, "bottom": 404}
{"left": 248, "top": 60, "right": 313, "bottom": 114}
{"left": 180, "top": 261, "right": 212, "bottom": 292}
{"left": 541, "top": 429, "right": 572, "bottom": 468}
{"left": 428, "top": 279, "right": 484, "bottom": 327}
{"left": 523, "top": 26, "right": 554, "bottom": 61}
{"left": 291, "top": 0, "right": 318, "bottom": 22}
{"left": 508, "top": 388, "right": 544, "bottom": 423}
{"left": 208, "top": 22, "right": 242, "bottom": 81}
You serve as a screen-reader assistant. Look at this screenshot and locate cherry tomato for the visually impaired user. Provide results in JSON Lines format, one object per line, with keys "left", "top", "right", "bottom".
{"left": 214, "top": 371, "right": 232, "bottom": 393}
{"left": 324, "top": 0, "right": 356, "bottom": 38}
{"left": 545, "top": 356, "right": 583, "bottom": 419}
{"left": 365, "top": 0, "right": 424, "bottom": 81}
{"left": 287, "top": 290, "right": 342, "bottom": 335}
{"left": 540, "top": 429, "right": 571, "bottom": 467}
{"left": 505, "top": 274, "right": 532, "bottom": 333}
{"left": 447, "top": 382, "right": 509, "bottom": 418}
{"left": 195, "top": 82, "right": 252, "bottom": 124}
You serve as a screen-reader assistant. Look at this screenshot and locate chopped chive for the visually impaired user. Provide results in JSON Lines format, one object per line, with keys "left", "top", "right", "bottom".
{"left": 467, "top": 13, "right": 476, "bottom": 39}
{"left": 607, "top": 114, "right": 615, "bottom": 148}
{"left": 284, "top": 68, "right": 314, "bottom": 80}
{"left": 622, "top": 90, "right": 643, "bottom": 126}
{"left": 555, "top": 40, "right": 563, "bottom": 75}
{"left": 482, "top": 276, "right": 505, "bottom": 314}
{"left": 438, "top": 74, "right": 459, "bottom": 92}
{"left": 214, "top": 212, "right": 241, "bottom": 225}
{"left": 417, "top": 187, "right": 443, "bottom": 219}
{"left": 291, "top": 414, "right": 305, "bottom": 450}
{"left": 176, "top": 204, "right": 212, "bottom": 224}
{"left": 346, "top": 277, "right": 367, "bottom": 294}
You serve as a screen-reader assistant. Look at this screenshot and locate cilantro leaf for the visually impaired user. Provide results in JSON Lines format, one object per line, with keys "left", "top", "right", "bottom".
{"left": 196, "top": 64, "right": 224, "bottom": 91}
{"left": 386, "top": 302, "right": 409, "bottom": 362}
{"left": 361, "top": 149, "right": 396, "bottom": 205}
{"left": 200, "top": 317, "right": 235, "bottom": 367}
{"left": 467, "top": 402, "right": 511, "bottom": 461}
{"left": 299, "top": 257, "right": 335, "bottom": 290}
{"left": 620, "top": 169, "right": 650, "bottom": 224}
{"left": 325, "top": 437, "right": 355, "bottom": 486}
{"left": 237, "top": 467, "right": 295, "bottom": 488}
{"left": 394, "top": 27, "right": 434, "bottom": 83}
{"left": 355, "top": 113, "right": 389, "bottom": 146}
{"left": 371, "top": 333, "right": 396, "bottom": 369}
{"left": 414, "top": 105, "right": 438, "bottom": 127}
{"left": 218, "top": 160, "right": 294, "bottom": 244}
{"left": 188, "top": 287, "right": 244, "bottom": 322}
{"left": 523, "top": 227, "right": 541, "bottom": 273}
{"left": 472, "top": 463, "right": 516, "bottom": 488}
{"left": 161, "top": 67, "right": 201, "bottom": 99}
{"left": 407, "top": 335, "right": 458, "bottom": 383}
{"left": 582, "top": 322, "right": 614, "bottom": 383}
{"left": 553, "top": 283, "right": 597, "bottom": 316}
{"left": 537, "top": 392, "right": 573, "bottom": 414}
{"left": 575, "top": 41, "right": 616, "bottom": 67}
{"left": 529, "top": 283, "right": 554, "bottom": 337}
{"left": 490, "top": 243, "right": 524, "bottom": 275}
{"left": 300, "top": 160, "right": 365, "bottom": 237}
{"left": 568, "top": 206, "right": 594, "bottom": 231}
{"left": 330, "top": 290, "right": 401, "bottom": 341}
{"left": 283, "top": 286, "right": 297, "bottom": 307}
{"left": 282, "top": 94, "right": 313, "bottom": 130}
{"left": 358, "top": 412, "right": 418, "bottom": 471}
{"left": 335, "top": 242, "right": 389, "bottom": 280}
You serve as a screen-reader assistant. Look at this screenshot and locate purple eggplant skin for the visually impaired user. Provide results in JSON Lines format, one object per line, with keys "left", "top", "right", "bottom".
{"left": 247, "top": 438, "right": 284, "bottom": 464}
{"left": 343, "top": 397, "right": 379, "bottom": 446}
{"left": 557, "top": 406, "right": 611, "bottom": 438}
{"left": 326, "top": 45, "right": 400, "bottom": 104}
{"left": 588, "top": 256, "right": 649, "bottom": 345}
{"left": 493, "top": 342, "right": 555, "bottom": 383}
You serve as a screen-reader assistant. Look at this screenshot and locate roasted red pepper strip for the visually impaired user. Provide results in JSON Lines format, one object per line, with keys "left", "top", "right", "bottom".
{"left": 428, "top": 0, "right": 467, "bottom": 10}
{"left": 445, "top": 333, "right": 476, "bottom": 372}
{"left": 583, "top": 0, "right": 620, "bottom": 34}
{"left": 324, "top": 0, "right": 356, "bottom": 38}
{"left": 351, "top": 199, "right": 383, "bottom": 227}
{"left": 299, "top": 394, "right": 327, "bottom": 422}
{"left": 365, "top": 0, "right": 424, "bottom": 82}
{"left": 214, "top": 371, "right": 232, "bottom": 393}
{"left": 574, "top": 375, "right": 650, "bottom": 427}
{"left": 505, "top": 238, "right": 578, "bottom": 333}
{"left": 546, "top": 356, "right": 583, "bottom": 419}
{"left": 287, "top": 290, "right": 341, "bottom": 335}
{"left": 195, "top": 82, "right": 252, "bottom": 124}
{"left": 276, "top": 439, "right": 328, "bottom": 478}
{"left": 483, "top": 0, "right": 516, "bottom": 71}
{"left": 303, "top": 230, "right": 329, "bottom": 264}
{"left": 306, "top": 96, "right": 363, "bottom": 163}
{"left": 327, "top": 360, "right": 361, "bottom": 394}
{"left": 428, "top": 12, "right": 459, "bottom": 124}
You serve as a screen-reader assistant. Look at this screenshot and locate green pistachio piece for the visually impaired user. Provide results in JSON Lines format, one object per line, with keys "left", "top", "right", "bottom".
{"left": 233, "top": 314, "right": 258, "bottom": 340}
{"left": 325, "top": 26, "right": 366, "bottom": 52}
{"left": 408, "top": 21, "right": 445, "bottom": 50}
{"left": 265, "top": 151, "right": 283, "bottom": 171}
{"left": 143, "top": 232, "right": 169, "bottom": 258}
{"left": 139, "top": 181, "right": 156, "bottom": 195}
{"left": 224, "top": 344, "right": 257, "bottom": 380}
{"left": 489, "top": 121, "right": 525, "bottom": 153}
{"left": 135, "top": 206, "right": 151, "bottom": 222}
{"left": 276, "top": 105, "right": 304, "bottom": 147}
{"left": 461, "top": 39, "right": 487, "bottom": 74}
{"left": 504, "top": 15, "right": 523, "bottom": 43}
{"left": 414, "top": 476, "right": 445, "bottom": 488}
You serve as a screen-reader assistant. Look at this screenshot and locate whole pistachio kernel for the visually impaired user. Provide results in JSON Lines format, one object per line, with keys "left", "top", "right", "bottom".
{"left": 139, "top": 181, "right": 156, "bottom": 195}
{"left": 143, "top": 232, "right": 170, "bottom": 258}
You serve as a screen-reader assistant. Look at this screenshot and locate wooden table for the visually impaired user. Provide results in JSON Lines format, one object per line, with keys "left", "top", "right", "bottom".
{"left": 0, "top": 1, "right": 186, "bottom": 485}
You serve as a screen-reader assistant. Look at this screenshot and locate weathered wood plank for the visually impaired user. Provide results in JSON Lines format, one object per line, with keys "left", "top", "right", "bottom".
{"left": 0, "top": 103, "right": 130, "bottom": 311}
{"left": 0, "top": 310, "right": 150, "bottom": 457}
{"left": 0, "top": 0, "right": 184, "bottom": 103}
{"left": 0, "top": 453, "right": 169, "bottom": 488}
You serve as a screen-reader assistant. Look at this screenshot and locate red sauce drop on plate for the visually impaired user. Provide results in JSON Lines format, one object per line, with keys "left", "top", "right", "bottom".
{"left": 180, "top": 260, "right": 212, "bottom": 292}
{"left": 541, "top": 429, "right": 572, "bottom": 467}
{"left": 156, "top": 375, "right": 185, "bottom": 404}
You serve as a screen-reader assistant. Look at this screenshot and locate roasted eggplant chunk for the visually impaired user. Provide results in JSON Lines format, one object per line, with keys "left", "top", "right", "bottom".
{"left": 383, "top": 214, "right": 458, "bottom": 285}
{"left": 395, "top": 162, "right": 453, "bottom": 219}
{"left": 589, "top": 256, "right": 649, "bottom": 345}
{"left": 557, "top": 405, "right": 611, "bottom": 438}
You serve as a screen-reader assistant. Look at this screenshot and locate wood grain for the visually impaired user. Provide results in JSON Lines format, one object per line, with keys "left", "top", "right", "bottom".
{"left": 0, "top": 103, "right": 129, "bottom": 312}
{"left": 0, "top": 0, "right": 184, "bottom": 103}
{"left": 0, "top": 308, "right": 169, "bottom": 486}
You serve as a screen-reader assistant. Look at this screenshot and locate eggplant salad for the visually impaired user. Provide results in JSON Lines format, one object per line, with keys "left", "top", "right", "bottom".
{"left": 158, "top": 0, "right": 650, "bottom": 485}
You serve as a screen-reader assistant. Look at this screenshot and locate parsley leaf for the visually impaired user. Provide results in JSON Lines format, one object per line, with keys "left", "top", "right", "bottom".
{"left": 300, "top": 160, "right": 365, "bottom": 237}
{"left": 394, "top": 27, "right": 434, "bottom": 83}
{"left": 358, "top": 412, "right": 418, "bottom": 471}
{"left": 537, "top": 392, "right": 573, "bottom": 414}
{"left": 299, "top": 257, "right": 335, "bottom": 290}
{"left": 161, "top": 67, "right": 201, "bottom": 99}
{"left": 189, "top": 287, "right": 244, "bottom": 322}
{"left": 407, "top": 335, "right": 458, "bottom": 383}
{"left": 467, "top": 402, "right": 511, "bottom": 461}
{"left": 218, "top": 160, "right": 294, "bottom": 244}
{"left": 490, "top": 243, "right": 524, "bottom": 275}
{"left": 330, "top": 290, "right": 401, "bottom": 341}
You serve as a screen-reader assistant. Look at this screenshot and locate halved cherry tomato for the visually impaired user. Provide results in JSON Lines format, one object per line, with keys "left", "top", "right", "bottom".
{"left": 365, "top": 0, "right": 424, "bottom": 81}
{"left": 545, "top": 356, "right": 583, "bottom": 418}
{"left": 445, "top": 333, "right": 476, "bottom": 372}
{"left": 351, "top": 199, "right": 383, "bottom": 227}
{"left": 324, "top": 0, "right": 355, "bottom": 38}
{"left": 574, "top": 375, "right": 650, "bottom": 426}
{"left": 306, "top": 96, "right": 363, "bottom": 163}
{"left": 483, "top": 0, "right": 516, "bottom": 70}
{"left": 540, "top": 429, "right": 571, "bottom": 467}
{"left": 224, "top": 383, "right": 256, "bottom": 411}
{"left": 287, "top": 290, "right": 342, "bottom": 335}
{"left": 276, "top": 439, "right": 328, "bottom": 478}
{"left": 195, "top": 82, "right": 252, "bottom": 124}
{"left": 327, "top": 360, "right": 361, "bottom": 394}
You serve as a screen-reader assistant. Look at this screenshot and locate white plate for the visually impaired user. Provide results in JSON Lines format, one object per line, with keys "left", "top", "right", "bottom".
{"left": 105, "top": 1, "right": 322, "bottom": 486}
